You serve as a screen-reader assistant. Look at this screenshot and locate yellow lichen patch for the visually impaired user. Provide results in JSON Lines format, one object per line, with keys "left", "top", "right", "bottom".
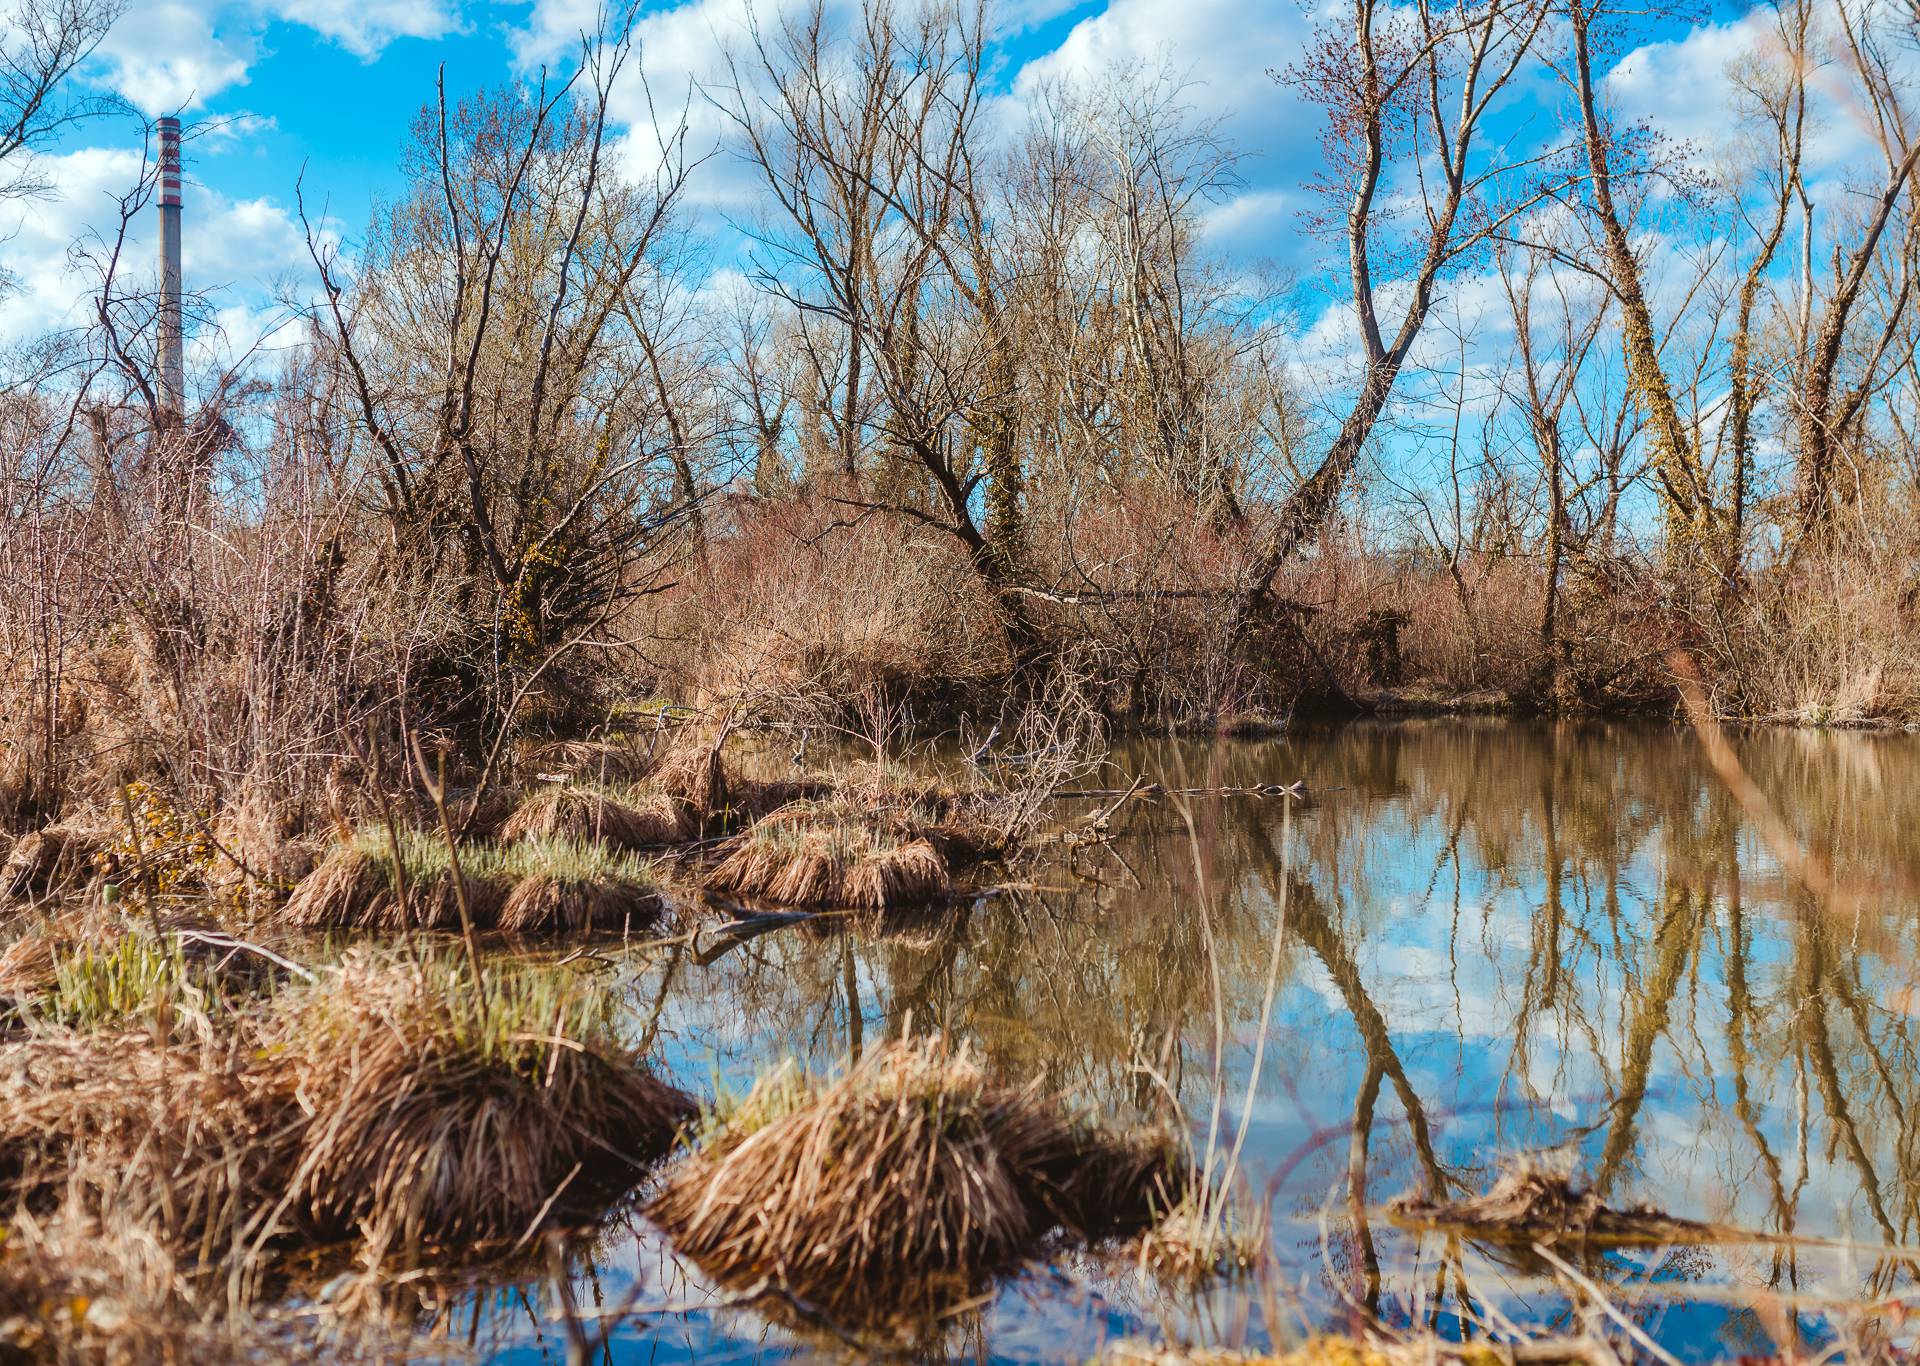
{"left": 93, "top": 781, "right": 214, "bottom": 902}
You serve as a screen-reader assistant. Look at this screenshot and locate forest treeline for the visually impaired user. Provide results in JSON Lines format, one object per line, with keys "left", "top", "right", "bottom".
{"left": 4, "top": 0, "right": 1920, "bottom": 834}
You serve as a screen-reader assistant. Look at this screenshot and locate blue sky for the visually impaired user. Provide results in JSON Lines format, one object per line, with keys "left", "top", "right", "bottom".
{"left": 91, "top": 1, "right": 1099, "bottom": 221}
{"left": 0, "top": 0, "right": 1850, "bottom": 386}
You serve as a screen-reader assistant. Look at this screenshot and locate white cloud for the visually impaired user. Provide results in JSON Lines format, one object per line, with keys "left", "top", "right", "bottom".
{"left": 1604, "top": 9, "right": 1772, "bottom": 153}
{"left": 0, "top": 146, "right": 146, "bottom": 339}
{"left": 511, "top": 0, "right": 1316, "bottom": 218}
{"left": 0, "top": 144, "right": 310, "bottom": 347}
{"left": 1012, "top": 0, "right": 1318, "bottom": 269}
{"left": 94, "top": 0, "right": 255, "bottom": 113}
{"left": 515, "top": 0, "right": 776, "bottom": 213}
{"left": 511, "top": 0, "right": 609, "bottom": 70}
{"left": 1605, "top": 0, "right": 1895, "bottom": 185}
{"left": 1202, "top": 188, "right": 1289, "bottom": 253}
{"left": 89, "top": 0, "right": 457, "bottom": 115}
{"left": 267, "top": 0, "right": 460, "bottom": 59}
{"left": 1013, "top": 0, "right": 1309, "bottom": 119}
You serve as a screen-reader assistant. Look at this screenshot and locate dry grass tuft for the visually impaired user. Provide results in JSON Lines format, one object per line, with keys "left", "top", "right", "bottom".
{"left": 281, "top": 829, "right": 503, "bottom": 932}
{"left": 497, "top": 867, "right": 661, "bottom": 934}
{"left": 827, "top": 761, "right": 1013, "bottom": 868}
{"left": 647, "top": 1037, "right": 1184, "bottom": 1325}
{"left": 2, "top": 825, "right": 107, "bottom": 905}
{"left": 0, "top": 1201, "right": 410, "bottom": 1365}
{"left": 0, "top": 949, "right": 693, "bottom": 1274}
{"left": 1101, "top": 1340, "right": 1389, "bottom": 1366}
{"left": 1130, "top": 1191, "right": 1267, "bottom": 1283}
{"left": 522, "top": 735, "right": 660, "bottom": 786}
{"left": 268, "top": 954, "right": 693, "bottom": 1256}
{"left": 652, "top": 731, "right": 731, "bottom": 825}
{"left": 500, "top": 784, "right": 687, "bottom": 849}
{"left": 207, "top": 788, "right": 319, "bottom": 907}
{"left": 281, "top": 842, "right": 394, "bottom": 928}
{"left": 499, "top": 836, "right": 662, "bottom": 932}
{"left": 1101, "top": 1334, "right": 1606, "bottom": 1366}
{"left": 706, "top": 802, "right": 951, "bottom": 909}
{"left": 0, "top": 927, "right": 60, "bottom": 1000}
{"left": 0, "top": 1029, "right": 281, "bottom": 1251}
{"left": 284, "top": 828, "right": 663, "bottom": 936}
{"left": 730, "top": 775, "right": 835, "bottom": 821}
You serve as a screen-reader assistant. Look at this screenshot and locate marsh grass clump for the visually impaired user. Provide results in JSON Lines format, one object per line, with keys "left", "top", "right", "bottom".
{"left": 651, "top": 731, "right": 731, "bottom": 827}
{"left": 2, "top": 913, "right": 287, "bottom": 1031}
{"left": 501, "top": 783, "right": 688, "bottom": 849}
{"left": 522, "top": 735, "right": 660, "bottom": 787}
{"left": 1388, "top": 1157, "right": 1706, "bottom": 1245}
{"left": 268, "top": 953, "right": 693, "bottom": 1255}
{"left": 705, "top": 802, "right": 950, "bottom": 909}
{"left": 1130, "top": 1190, "right": 1268, "bottom": 1284}
{"left": 830, "top": 761, "right": 1015, "bottom": 869}
{"left": 647, "top": 1037, "right": 1185, "bottom": 1325}
{"left": 1, "top": 824, "right": 107, "bottom": 907}
{"left": 0, "top": 1201, "right": 416, "bottom": 1364}
{"left": 1101, "top": 1334, "right": 1603, "bottom": 1366}
{"left": 41, "top": 935, "right": 211, "bottom": 1031}
{"left": 283, "top": 826, "right": 508, "bottom": 931}
{"left": 496, "top": 836, "right": 663, "bottom": 933}
{"left": 0, "top": 928, "right": 60, "bottom": 1002}
{"left": 1101, "top": 1340, "right": 1392, "bottom": 1366}
{"left": 0, "top": 1029, "right": 279, "bottom": 1251}
{"left": 206, "top": 787, "right": 320, "bottom": 909}
{"left": 0, "top": 949, "right": 692, "bottom": 1276}
{"left": 284, "top": 828, "right": 661, "bottom": 934}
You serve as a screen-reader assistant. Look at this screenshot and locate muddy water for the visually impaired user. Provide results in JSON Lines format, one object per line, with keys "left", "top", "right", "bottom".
{"left": 465, "top": 720, "right": 1920, "bottom": 1362}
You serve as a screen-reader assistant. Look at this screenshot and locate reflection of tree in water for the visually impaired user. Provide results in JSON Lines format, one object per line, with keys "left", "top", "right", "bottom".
{"left": 631, "top": 719, "right": 1920, "bottom": 1335}
{"left": 1106, "top": 724, "right": 1920, "bottom": 1315}
{"left": 1289, "top": 723, "right": 1920, "bottom": 1309}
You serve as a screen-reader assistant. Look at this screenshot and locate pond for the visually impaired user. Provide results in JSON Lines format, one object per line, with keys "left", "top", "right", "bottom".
{"left": 458, "top": 719, "right": 1920, "bottom": 1362}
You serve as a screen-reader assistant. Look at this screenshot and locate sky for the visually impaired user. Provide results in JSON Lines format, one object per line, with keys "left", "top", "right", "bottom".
{"left": 0, "top": 0, "right": 1829, "bottom": 377}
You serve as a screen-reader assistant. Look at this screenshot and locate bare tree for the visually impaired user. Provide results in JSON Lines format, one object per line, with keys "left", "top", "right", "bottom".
{"left": 1719, "top": 0, "right": 1808, "bottom": 560}
{"left": 0, "top": 0, "right": 122, "bottom": 201}
{"left": 1225, "top": 0, "right": 1559, "bottom": 647}
{"left": 718, "top": 0, "right": 895, "bottom": 485}
{"left": 1556, "top": 0, "right": 1727, "bottom": 560}
{"left": 302, "top": 12, "right": 699, "bottom": 722}
{"left": 1497, "top": 238, "right": 1610, "bottom": 699}
{"left": 1789, "top": 0, "right": 1920, "bottom": 541}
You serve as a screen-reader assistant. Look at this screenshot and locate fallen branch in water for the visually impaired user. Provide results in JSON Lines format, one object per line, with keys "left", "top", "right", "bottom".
{"left": 693, "top": 906, "right": 838, "bottom": 964}
{"left": 169, "top": 927, "right": 316, "bottom": 982}
{"left": 1049, "top": 781, "right": 1313, "bottom": 799}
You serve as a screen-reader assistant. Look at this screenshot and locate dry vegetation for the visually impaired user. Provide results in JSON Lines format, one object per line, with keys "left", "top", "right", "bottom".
{"left": 0, "top": 939, "right": 692, "bottom": 1357}
{"left": 0, "top": 1204, "right": 413, "bottom": 1365}
{"left": 647, "top": 1038, "right": 1187, "bottom": 1327}
{"left": 9, "top": 0, "right": 1920, "bottom": 949}
{"left": 0, "top": 951, "right": 692, "bottom": 1258}
{"left": 705, "top": 801, "right": 952, "bottom": 909}
{"left": 1100, "top": 1339, "right": 1602, "bottom": 1366}
{"left": 3, "top": 0, "right": 1920, "bottom": 1355}
{"left": 499, "top": 783, "right": 689, "bottom": 850}
{"left": 1387, "top": 1160, "right": 1708, "bottom": 1246}
{"left": 283, "top": 828, "right": 662, "bottom": 935}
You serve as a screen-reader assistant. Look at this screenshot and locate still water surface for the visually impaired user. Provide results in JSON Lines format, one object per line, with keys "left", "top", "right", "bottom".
{"left": 470, "top": 720, "right": 1920, "bottom": 1362}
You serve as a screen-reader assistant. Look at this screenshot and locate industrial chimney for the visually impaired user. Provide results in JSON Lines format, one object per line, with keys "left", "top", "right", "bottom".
{"left": 156, "top": 116, "right": 184, "bottom": 421}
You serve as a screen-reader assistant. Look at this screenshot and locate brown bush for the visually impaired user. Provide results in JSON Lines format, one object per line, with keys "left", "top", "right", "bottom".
{"left": 656, "top": 496, "right": 1007, "bottom": 723}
